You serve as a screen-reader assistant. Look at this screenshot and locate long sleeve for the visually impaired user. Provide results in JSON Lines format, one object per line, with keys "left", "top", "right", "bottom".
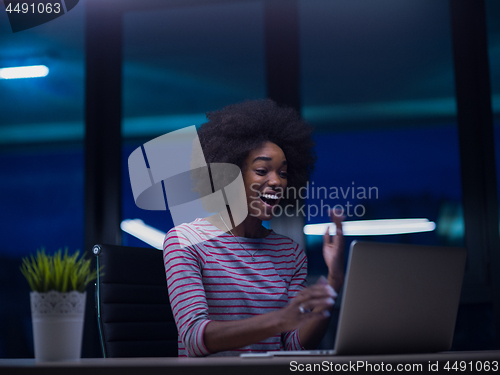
{"left": 282, "top": 243, "right": 308, "bottom": 350}
{"left": 163, "top": 219, "right": 309, "bottom": 356}
{"left": 163, "top": 228, "right": 212, "bottom": 357}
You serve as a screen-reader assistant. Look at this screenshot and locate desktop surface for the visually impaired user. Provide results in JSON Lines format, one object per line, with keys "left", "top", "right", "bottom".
{"left": 0, "top": 351, "right": 498, "bottom": 375}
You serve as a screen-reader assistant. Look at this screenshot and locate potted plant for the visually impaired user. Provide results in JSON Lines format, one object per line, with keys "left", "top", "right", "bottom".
{"left": 20, "top": 248, "right": 98, "bottom": 361}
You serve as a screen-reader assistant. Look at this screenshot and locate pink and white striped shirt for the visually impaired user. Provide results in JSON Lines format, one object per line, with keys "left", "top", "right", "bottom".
{"left": 163, "top": 218, "right": 308, "bottom": 357}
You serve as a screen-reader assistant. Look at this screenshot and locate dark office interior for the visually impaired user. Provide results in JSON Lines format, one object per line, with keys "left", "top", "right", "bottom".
{"left": 0, "top": 0, "right": 499, "bottom": 359}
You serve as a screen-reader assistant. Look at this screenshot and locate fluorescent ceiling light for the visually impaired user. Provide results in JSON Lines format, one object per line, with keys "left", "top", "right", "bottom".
{"left": 0, "top": 65, "right": 49, "bottom": 79}
{"left": 120, "top": 219, "right": 166, "bottom": 250}
{"left": 304, "top": 218, "right": 436, "bottom": 236}
{"left": 121, "top": 218, "right": 436, "bottom": 250}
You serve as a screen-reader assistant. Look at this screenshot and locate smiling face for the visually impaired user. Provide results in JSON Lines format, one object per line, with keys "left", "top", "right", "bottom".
{"left": 242, "top": 141, "right": 288, "bottom": 221}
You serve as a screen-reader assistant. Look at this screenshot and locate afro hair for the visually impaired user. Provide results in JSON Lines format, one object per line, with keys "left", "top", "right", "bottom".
{"left": 197, "top": 99, "right": 316, "bottom": 199}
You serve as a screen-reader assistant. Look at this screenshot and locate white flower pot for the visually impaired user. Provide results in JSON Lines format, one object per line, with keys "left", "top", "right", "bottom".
{"left": 30, "top": 290, "right": 86, "bottom": 362}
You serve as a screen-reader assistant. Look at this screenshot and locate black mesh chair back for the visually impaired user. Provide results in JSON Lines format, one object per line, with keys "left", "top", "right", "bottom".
{"left": 93, "top": 243, "right": 178, "bottom": 357}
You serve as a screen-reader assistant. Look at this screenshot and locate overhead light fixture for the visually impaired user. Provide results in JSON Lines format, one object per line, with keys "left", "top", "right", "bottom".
{"left": 120, "top": 219, "right": 165, "bottom": 250}
{"left": 121, "top": 218, "right": 436, "bottom": 250}
{"left": 304, "top": 218, "right": 436, "bottom": 236}
{"left": 0, "top": 65, "right": 49, "bottom": 79}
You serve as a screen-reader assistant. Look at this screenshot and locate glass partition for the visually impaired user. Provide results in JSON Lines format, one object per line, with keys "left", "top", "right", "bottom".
{"left": 0, "top": 1, "right": 85, "bottom": 357}
{"left": 299, "top": 0, "right": 463, "bottom": 266}
{"left": 121, "top": 2, "right": 267, "bottom": 247}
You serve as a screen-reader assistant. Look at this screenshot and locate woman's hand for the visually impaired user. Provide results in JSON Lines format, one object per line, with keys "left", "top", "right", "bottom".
{"left": 203, "top": 221, "right": 344, "bottom": 354}
{"left": 322, "top": 209, "right": 345, "bottom": 292}
{"left": 276, "top": 277, "right": 336, "bottom": 333}
{"left": 203, "top": 278, "right": 335, "bottom": 353}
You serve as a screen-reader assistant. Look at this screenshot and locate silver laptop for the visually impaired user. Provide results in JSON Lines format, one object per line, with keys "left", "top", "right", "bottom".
{"left": 243, "top": 241, "right": 466, "bottom": 357}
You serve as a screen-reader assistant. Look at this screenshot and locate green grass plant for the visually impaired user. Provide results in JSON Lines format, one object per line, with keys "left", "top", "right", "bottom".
{"left": 20, "top": 248, "right": 99, "bottom": 293}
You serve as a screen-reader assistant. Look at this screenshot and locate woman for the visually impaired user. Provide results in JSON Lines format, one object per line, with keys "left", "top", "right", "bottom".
{"left": 163, "top": 99, "right": 344, "bottom": 357}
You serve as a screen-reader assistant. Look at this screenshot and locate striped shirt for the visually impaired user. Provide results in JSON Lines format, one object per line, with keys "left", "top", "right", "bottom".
{"left": 163, "top": 218, "right": 308, "bottom": 357}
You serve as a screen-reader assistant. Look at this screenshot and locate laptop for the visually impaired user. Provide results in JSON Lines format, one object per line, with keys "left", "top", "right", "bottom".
{"left": 242, "top": 241, "right": 466, "bottom": 357}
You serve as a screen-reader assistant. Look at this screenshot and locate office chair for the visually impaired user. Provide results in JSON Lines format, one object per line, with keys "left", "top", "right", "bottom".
{"left": 93, "top": 243, "right": 178, "bottom": 357}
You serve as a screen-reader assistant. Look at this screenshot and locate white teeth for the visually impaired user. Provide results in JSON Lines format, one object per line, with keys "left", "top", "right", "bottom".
{"left": 262, "top": 194, "right": 279, "bottom": 200}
